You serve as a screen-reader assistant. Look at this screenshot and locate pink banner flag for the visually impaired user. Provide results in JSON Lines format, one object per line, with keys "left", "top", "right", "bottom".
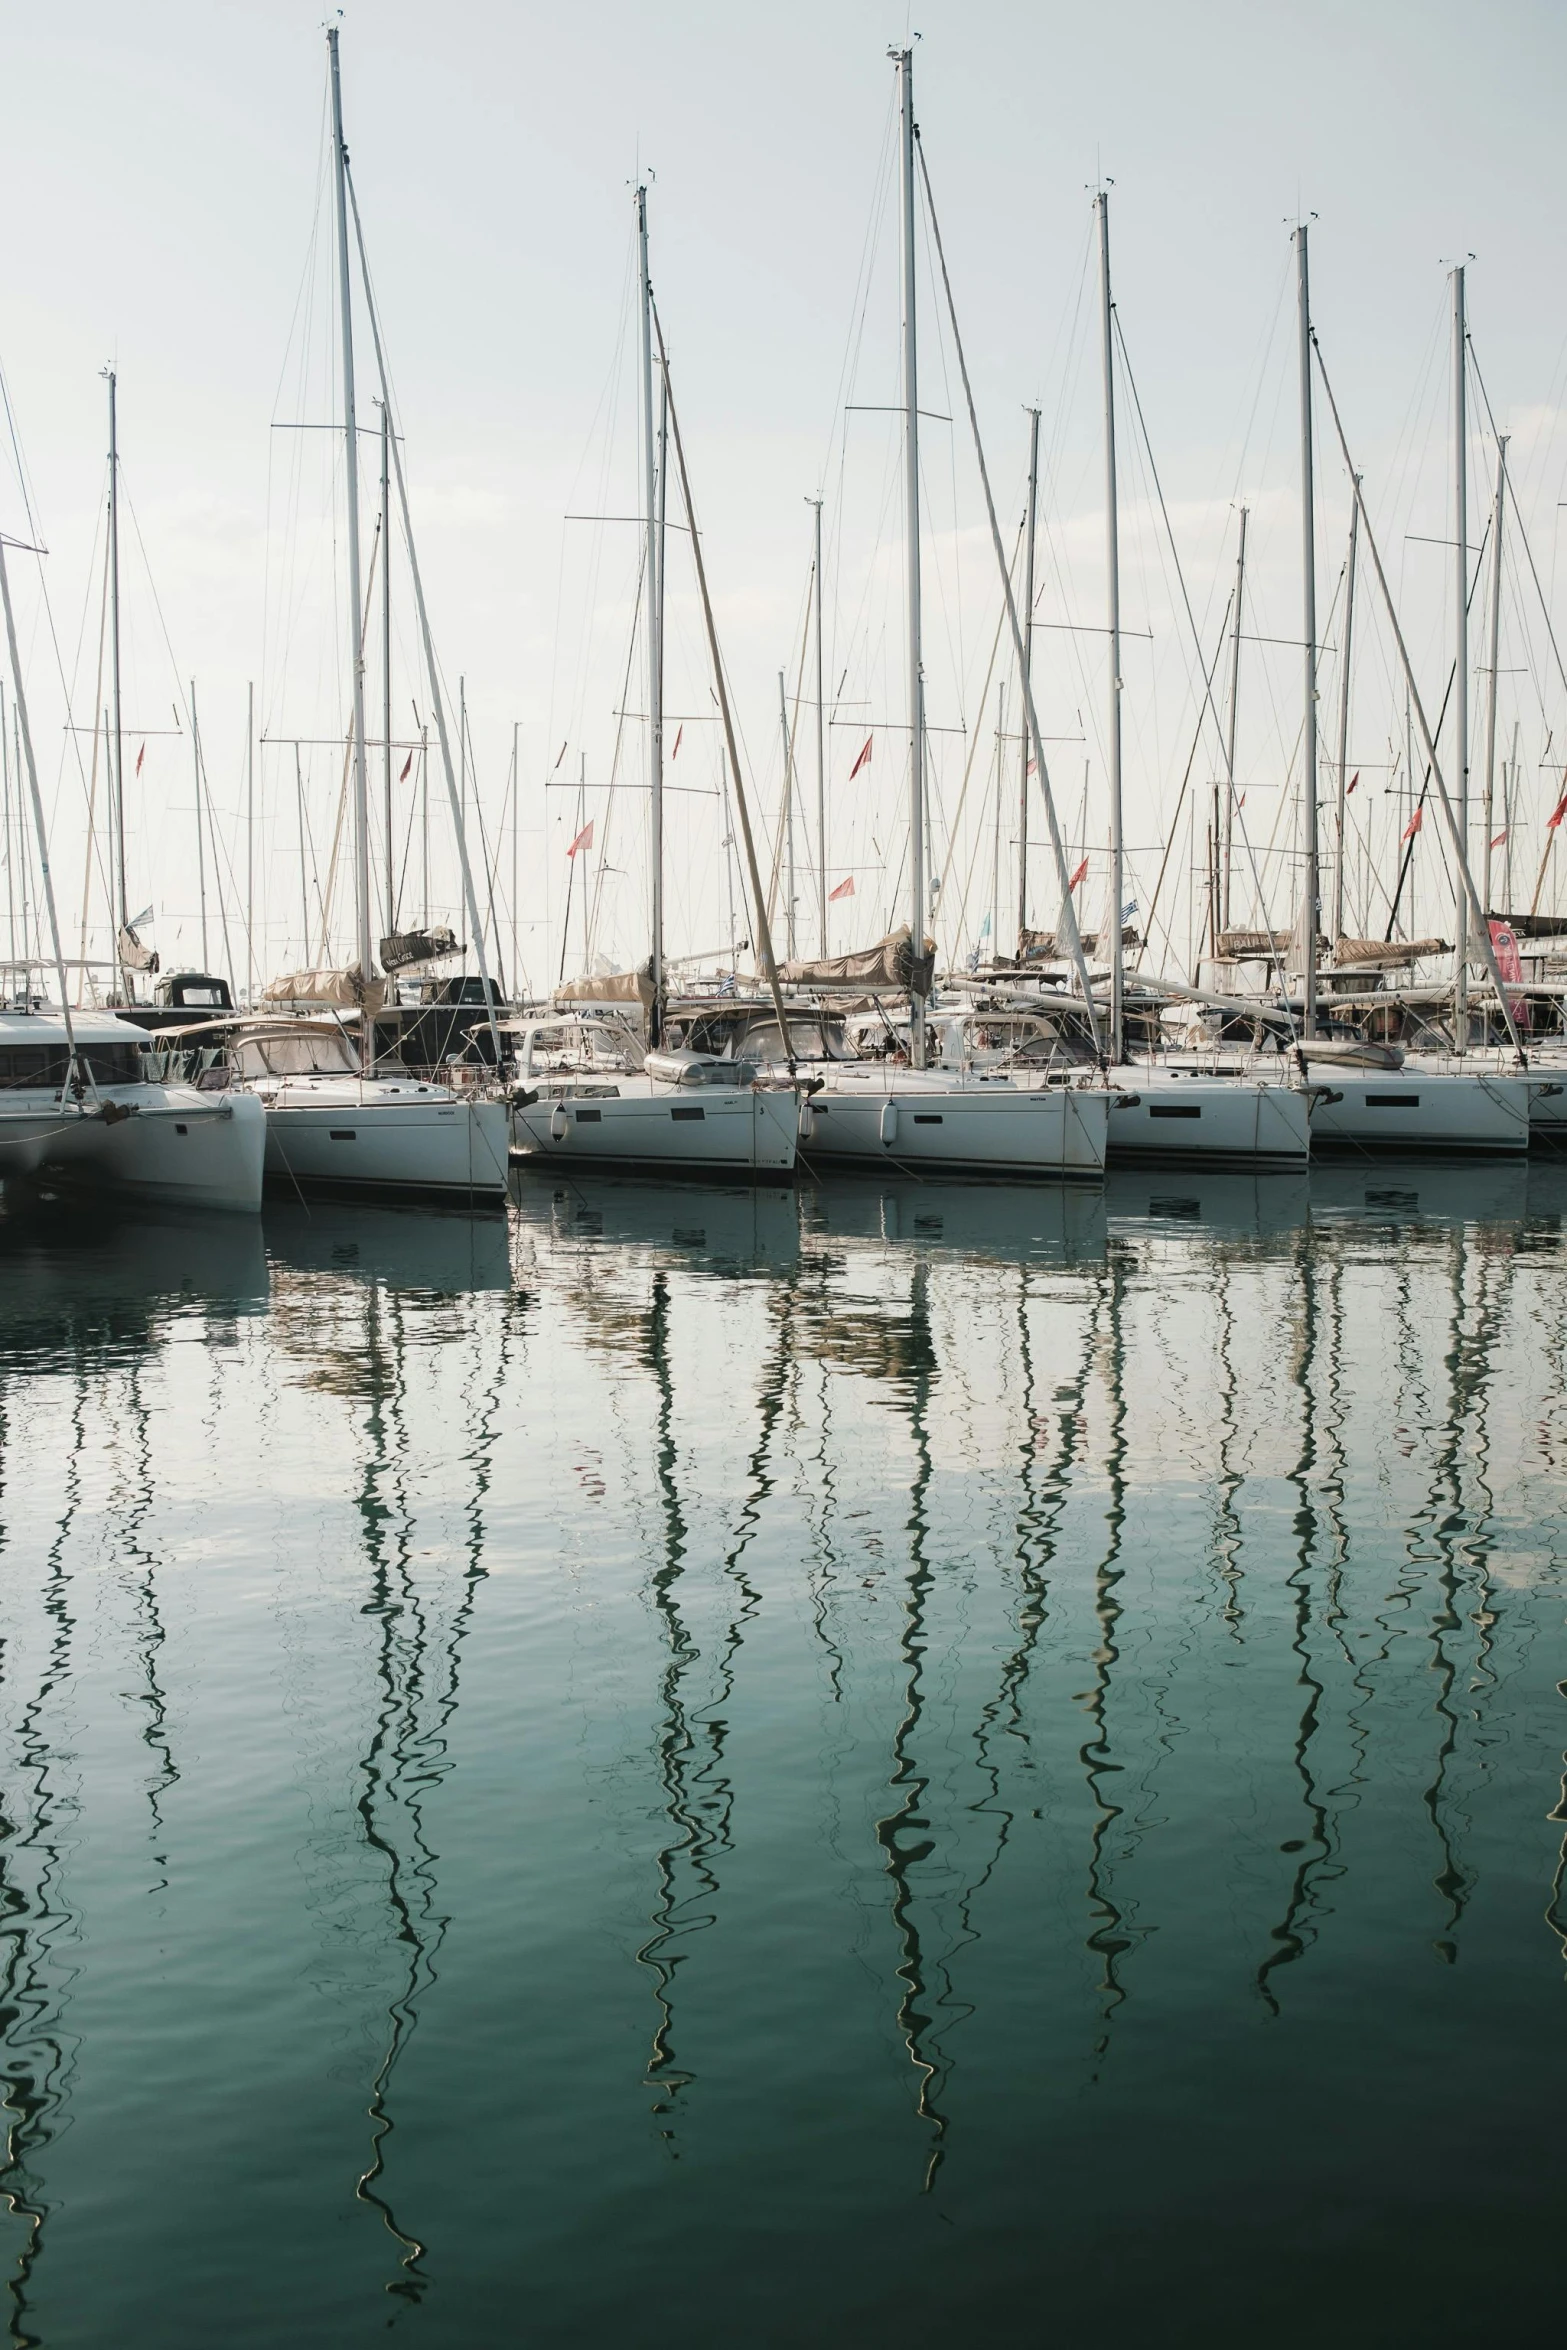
{"left": 829, "top": 875, "right": 855, "bottom": 902}
{"left": 848, "top": 736, "right": 873, "bottom": 779}
{"left": 671, "top": 724, "right": 683, "bottom": 760}
{"left": 1401, "top": 805, "right": 1424, "bottom": 843}
{"left": 1068, "top": 857, "right": 1089, "bottom": 892}
{"left": 567, "top": 819, "right": 594, "bottom": 859}
{"left": 1490, "top": 827, "right": 1508, "bottom": 849}
{"left": 1489, "top": 919, "right": 1524, "bottom": 985}
{"left": 399, "top": 750, "right": 413, "bottom": 782}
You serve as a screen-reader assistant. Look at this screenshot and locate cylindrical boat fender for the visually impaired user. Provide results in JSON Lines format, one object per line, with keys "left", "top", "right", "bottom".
{"left": 879, "top": 1099, "right": 898, "bottom": 1147}
{"left": 798, "top": 1097, "right": 815, "bottom": 1142}
{"left": 549, "top": 1102, "right": 570, "bottom": 1143}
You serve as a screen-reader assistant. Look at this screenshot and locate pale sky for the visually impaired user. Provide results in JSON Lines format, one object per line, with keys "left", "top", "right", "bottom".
{"left": 3, "top": 0, "right": 1565, "bottom": 996}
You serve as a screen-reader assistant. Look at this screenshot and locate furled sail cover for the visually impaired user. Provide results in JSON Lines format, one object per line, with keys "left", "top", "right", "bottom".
{"left": 779, "top": 926, "right": 936, "bottom": 995}
{"left": 1012, "top": 925, "right": 1135, "bottom": 958}
{"left": 379, "top": 925, "right": 461, "bottom": 972}
{"left": 553, "top": 966, "right": 655, "bottom": 1010}
{"left": 1331, "top": 936, "right": 1449, "bottom": 969}
{"left": 261, "top": 961, "right": 386, "bottom": 1012}
{"left": 117, "top": 921, "right": 159, "bottom": 973}
{"left": 1216, "top": 928, "right": 1292, "bottom": 959}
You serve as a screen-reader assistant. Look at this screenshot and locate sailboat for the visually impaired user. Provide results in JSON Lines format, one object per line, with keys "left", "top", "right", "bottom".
{"left": 1288, "top": 236, "right": 1532, "bottom": 1156}
{"left": 510, "top": 181, "right": 801, "bottom": 1179}
{"left": 233, "top": 27, "right": 509, "bottom": 1203}
{"left": 985, "top": 189, "right": 1311, "bottom": 1169}
{"left": 0, "top": 531, "right": 265, "bottom": 1213}
{"left": 777, "top": 50, "right": 1110, "bottom": 1182}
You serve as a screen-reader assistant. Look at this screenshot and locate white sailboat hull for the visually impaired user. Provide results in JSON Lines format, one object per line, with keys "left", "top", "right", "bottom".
{"left": 1096, "top": 1072, "right": 1309, "bottom": 1164}
{"left": 260, "top": 1088, "right": 510, "bottom": 1199}
{"left": 511, "top": 1085, "right": 799, "bottom": 1174}
{"left": 0, "top": 1086, "right": 266, "bottom": 1212}
{"left": 801, "top": 1079, "right": 1109, "bottom": 1178}
{"left": 1308, "top": 1069, "right": 1532, "bottom": 1154}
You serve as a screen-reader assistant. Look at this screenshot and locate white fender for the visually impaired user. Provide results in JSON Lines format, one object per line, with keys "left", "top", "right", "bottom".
{"left": 549, "top": 1102, "right": 569, "bottom": 1143}
{"left": 798, "top": 1097, "right": 815, "bottom": 1142}
{"left": 879, "top": 1099, "right": 898, "bottom": 1146}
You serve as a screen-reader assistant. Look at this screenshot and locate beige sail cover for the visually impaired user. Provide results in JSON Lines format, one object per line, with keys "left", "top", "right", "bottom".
{"left": 1216, "top": 928, "right": 1291, "bottom": 959}
{"left": 261, "top": 962, "right": 386, "bottom": 1012}
{"left": 1331, "top": 936, "right": 1449, "bottom": 969}
{"left": 780, "top": 926, "right": 935, "bottom": 994}
{"left": 553, "top": 968, "right": 655, "bottom": 1010}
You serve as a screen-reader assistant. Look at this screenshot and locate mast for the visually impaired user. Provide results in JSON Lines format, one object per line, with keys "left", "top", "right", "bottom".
{"left": 1097, "top": 192, "right": 1124, "bottom": 1064}
{"left": 894, "top": 46, "right": 928, "bottom": 1068}
{"left": 191, "top": 679, "right": 208, "bottom": 967}
{"left": 1482, "top": 435, "right": 1507, "bottom": 924}
{"left": 510, "top": 719, "right": 519, "bottom": 1000}
{"left": 381, "top": 401, "right": 394, "bottom": 940}
{"left": 637, "top": 182, "right": 665, "bottom": 1043}
{"left": 1332, "top": 483, "right": 1359, "bottom": 941}
{"left": 0, "top": 537, "right": 78, "bottom": 1055}
{"left": 1296, "top": 223, "right": 1320, "bottom": 1036}
{"left": 104, "top": 368, "right": 128, "bottom": 988}
{"left": 778, "top": 669, "right": 796, "bottom": 958}
{"left": 1219, "top": 504, "right": 1248, "bottom": 945}
{"left": 327, "top": 24, "right": 373, "bottom": 988}
{"left": 809, "top": 495, "right": 826, "bottom": 950}
{"left": 245, "top": 679, "right": 254, "bottom": 1002}
{"left": 1016, "top": 405, "right": 1041, "bottom": 956}
{"left": 990, "top": 679, "right": 1005, "bottom": 958}
{"left": 1452, "top": 264, "right": 1469, "bottom": 1050}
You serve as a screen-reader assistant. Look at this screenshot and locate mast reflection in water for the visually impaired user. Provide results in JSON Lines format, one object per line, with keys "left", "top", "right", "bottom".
{"left": 0, "top": 1167, "right": 1564, "bottom": 2345}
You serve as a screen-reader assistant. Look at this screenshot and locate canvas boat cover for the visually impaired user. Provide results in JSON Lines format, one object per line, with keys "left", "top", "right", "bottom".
{"left": 261, "top": 961, "right": 386, "bottom": 1011}
{"left": 1331, "top": 935, "right": 1449, "bottom": 969}
{"left": 554, "top": 966, "right": 655, "bottom": 1010}
{"left": 380, "top": 925, "right": 461, "bottom": 973}
{"left": 779, "top": 926, "right": 935, "bottom": 995}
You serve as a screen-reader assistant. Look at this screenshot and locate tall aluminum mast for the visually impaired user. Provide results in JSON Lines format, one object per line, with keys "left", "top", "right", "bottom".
{"left": 327, "top": 25, "right": 373, "bottom": 986}
{"left": 1016, "top": 405, "right": 1040, "bottom": 956}
{"left": 381, "top": 401, "right": 394, "bottom": 939}
{"left": 1482, "top": 436, "right": 1508, "bottom": 921}
{"left": 894, "top": 46, "right": 928, "bottom": 1067}
{"left": 1095, "top": 194, "right": 1125, "bottom": 1062}
{"left": 636, "top": 183, "right": 664, "bottom": 1039}
{"left": 1295, "top": 223, "right": 1320, "bottom": 1037}
{"left": 808, "top": 495, "right": 826, "bottom": 950}
{"left": 104, "top": 369, "right": 128, "bottom": 982}
{"left": 778, "top": 668, "right": 796, "bottom": 958}
{"left": 1452, "top": 264, "right": 1469, "bottom": 1048}
{"left": 1332, "top": 483, "right": 1359, "bottom": 941}
{"left": 1220, "top": 504, "right": 1248, "bottom": 941}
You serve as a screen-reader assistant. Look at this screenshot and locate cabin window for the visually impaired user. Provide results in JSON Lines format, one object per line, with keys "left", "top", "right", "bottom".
{"left": 670, "top": 1105, "right": 705, "bottom": 1123}
{"left": 1365, "top": 1093, "right": 1419, "bottom": 1109}
{"left": 0, "top": 1041, "right": 143, "bottom": 1089}
{"left": 1149, "top": 1104, "right": 1202, "bottom": 1119}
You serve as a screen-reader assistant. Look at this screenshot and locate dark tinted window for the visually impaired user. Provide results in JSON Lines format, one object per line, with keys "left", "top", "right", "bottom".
{"left": 0, "top": 1041, "right": 144, "bottom": 1089}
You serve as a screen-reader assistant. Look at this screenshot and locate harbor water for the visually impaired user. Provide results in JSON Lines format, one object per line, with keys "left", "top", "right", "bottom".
{"left": 2, "top": 1161, "right": 1565, "bottom": 2344}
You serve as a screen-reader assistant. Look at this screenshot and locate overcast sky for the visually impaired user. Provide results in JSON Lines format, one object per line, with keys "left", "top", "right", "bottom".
{"left": 3, "top": 0, "right": 1565, "bottom": 992}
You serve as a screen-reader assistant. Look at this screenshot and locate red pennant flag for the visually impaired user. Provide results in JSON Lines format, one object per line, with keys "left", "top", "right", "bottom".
{"left": 1068, "top": 857, "right": 1089, "bottom": 892}
{"left": 848, "top": 735, "right": 873, "bottom": 779}
{"left": 1490, "top": 827, "right": 1508, "bottom": 849}
{"left": 567, "top": 819, "right": 594, "bottom": 859}
{"left": 671, "top": 724, "right": 683, "bottom": 761}
{"left": 1401, "top": 805, "right": 1424, "bottom": 843}
{"left": 829, "top": 875, "right": 855, "bottom": 902}
{"left": 1548, "top": 788, "right": 1567, "bottom": 831}
{"left": 399, "top": 750, "right": 413, "bottom": 783}
{"left": 1346, "top": 771, "right": 1359, "bottom": 795}
{"left": 135, "top": 743, "right": 145, "bottom": 776}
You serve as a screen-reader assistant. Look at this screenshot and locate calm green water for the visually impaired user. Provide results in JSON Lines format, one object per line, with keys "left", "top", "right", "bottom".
{"left": 1, "top": 1161, "right": 1565, "bottom": 2347}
